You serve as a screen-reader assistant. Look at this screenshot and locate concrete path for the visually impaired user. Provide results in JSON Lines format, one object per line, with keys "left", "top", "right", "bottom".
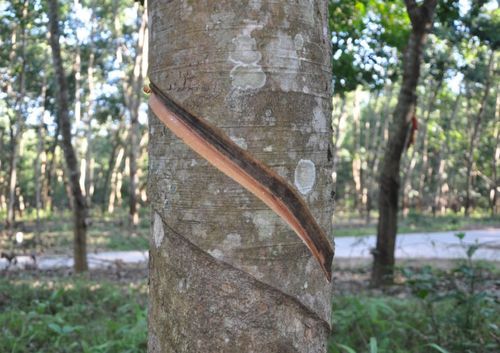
{"left": 334, "top": 228, "right": 499, "bottom": 261}
{"left": 1, "top": 229, "right": 498, "bottom": 270}
{"left": 0, "top": 250, "right": 149, "bottom": 271}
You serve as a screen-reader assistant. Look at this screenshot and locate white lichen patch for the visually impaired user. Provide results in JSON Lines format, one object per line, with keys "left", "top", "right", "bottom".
{"left": 312, "top": 99, "right": 327, "bottom": 132}
{"left": 208, "top": 248, "right": 224, "bottom": 260}
{"left": 229, "top": 23, "right": 266, "bottom": 90}
{"left": 266, "top": 32, "right": 299, "bottom": 92}
{"left": 294, "top": 33, "right": 304, "bottom": 50}
{"left": 263, "top": 145, "right": 273, "bottom": 152}
{"left": 177, "top": 278, "right": 190, "bottom": 293}
{"left": 153, "top": 212, "right": 165, "bottom": 248}
{"left": 249, "top": 0, "right": 261, "bottom": 10}
{"left": 252, "top": 210, "right": 276, "bottom": 240}
{"left": 263, "top": 109, "right": 276, "bottom": 125}
{"left": 180, "top": 0, "right": 193, "bottom": 20}
{"left": 229, "top": 135, "right": 248, "bottom": 149}
{"left": 223, "top": 233, "right": 241, "bottom": 248}
{"left": 294, "top": 159, "right": 316, "bottom": 195}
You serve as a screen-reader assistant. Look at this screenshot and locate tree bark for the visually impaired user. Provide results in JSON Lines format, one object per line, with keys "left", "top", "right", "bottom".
{"left": 372, "top": 0, "right": 437, "bottom": 286}
{"left": 47, "top": 0, "right": 88, "bottom": 272}
{"left": 148, "top": 0, "right": 334, "bottom": 351}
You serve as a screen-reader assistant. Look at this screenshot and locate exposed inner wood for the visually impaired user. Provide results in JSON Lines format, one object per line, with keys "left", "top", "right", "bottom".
{"left": 148, "top": 83, "right": 334, "bottom": 281}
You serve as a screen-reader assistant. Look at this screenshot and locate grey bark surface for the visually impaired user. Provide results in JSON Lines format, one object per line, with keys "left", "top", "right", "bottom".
{"left": 147, "top": 0, "right": 333, "bottom": 351}
{"left": 48, "top": 0, "right": 88, "bottom": 272}
{"left": 372, "top": 0, "right": 437, "bottom": 286}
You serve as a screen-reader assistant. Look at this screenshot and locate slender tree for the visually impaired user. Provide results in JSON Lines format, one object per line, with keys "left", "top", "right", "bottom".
{"left": 5, "top": 0, "right": 28, "bottom": 237}
{"left": 124, "top": 6, "right": 147, "bottom": 227}
{"left": 47, "top": 0, "right": 88, "bottom": 272}
{"left": 148, "top": 0, "right": 334, "bottom": 351}
{"left": 372, "top": 0, "right": 438, "bottom": 286}
{"left": 464, "top": 50, "right": 495, "bottom": 217}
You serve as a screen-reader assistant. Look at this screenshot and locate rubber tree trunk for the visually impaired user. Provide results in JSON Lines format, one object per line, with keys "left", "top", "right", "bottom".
{"left": 127, "top": 7, "right": 148, "bottom": 227}
{"left": 48, "top": 0, "right": 88, "bottom": 272}
{"left": 464, "top": 50, "right": 495, "bottom": 217}
{"left": 42, "top": 123, "right": 59, "bottom": 211}
{"left": 108, "top": 146, "right": 125, "bottom": 214}
{"left": 35, "top": 78, "right": 48, "bottom": 244}
{"left": 5, "top": 1, "right": 27, "bottom": 237}
{"left": 432, "top": 94, "right": 459, "bottom": 215}
{"left": 492, "top": 93, "right": 499, "bottom": 216}
{"left": 148, "top": 0, "right": 334, "bottom": 351}
{"left": 101, "top": 127, "right": 123, "bottom": 214}
{"left": 372, "top": 0, "right": 437, "bottom": 286}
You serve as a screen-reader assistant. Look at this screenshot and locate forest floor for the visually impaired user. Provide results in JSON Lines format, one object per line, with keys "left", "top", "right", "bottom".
{"left": 1, "top": 259, "right": 498, "bottom": 353}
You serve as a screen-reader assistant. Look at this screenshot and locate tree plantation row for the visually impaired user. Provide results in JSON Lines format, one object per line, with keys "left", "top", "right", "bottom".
{"left": 1, "top": 1, "right": 498, "bottom": 272}
{"left": 1, "top": 0, "right": 499, "bottom": 352}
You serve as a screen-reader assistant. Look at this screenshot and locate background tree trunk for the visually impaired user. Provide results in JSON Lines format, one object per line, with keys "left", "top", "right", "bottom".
{"left": 5, "top": 2, "right": 27, "bottom": 237}
{"left": 432, "top": 95, "right": 460, "bottom": 215}
{"left": 492, "top": 93, "right": 499, "bottom": 216}
{"left": 126, "top": 7, "right": 148, "bottom": 227}
{"left": 351, "top": 88, "right": 362, "bottom": 213}
{"left": 47, "top": 0, "right": 88, "bottom": 272}
{"left": 108, "top": 145, "right": 125, "bottom": 214}
{"left": 148, "top": 0, "right": 334, "bottom": 351}
{"left": 464, "top": 50, "right": 494, "bottom": 217}
{"left": 372, "top": 0, "right": 437, "bottom": 286}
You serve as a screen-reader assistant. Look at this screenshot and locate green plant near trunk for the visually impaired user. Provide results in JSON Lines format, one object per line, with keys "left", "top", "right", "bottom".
{"left": 0, "top": 278, "right": 147, "bottom": 353}
{"left": 330, "top": 233, "right": 499, "bottom": 353}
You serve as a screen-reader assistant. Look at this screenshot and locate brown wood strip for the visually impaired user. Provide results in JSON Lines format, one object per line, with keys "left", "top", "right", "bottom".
{"left": 148, "top": 81, "right": 333, "bottom": 281}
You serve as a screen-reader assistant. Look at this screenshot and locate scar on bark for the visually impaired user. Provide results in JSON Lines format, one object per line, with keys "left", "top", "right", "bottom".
{"left": 146, "top": 81, "right": 334, "bottom": 281}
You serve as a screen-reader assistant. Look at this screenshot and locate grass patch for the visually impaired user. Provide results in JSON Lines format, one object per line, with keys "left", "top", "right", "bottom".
{"left": 330, "top": 294, "right": 499, "bottom": 353}
{"left": 1, "top": 259, "right": 498, "bottom": 353}
{"left": 0, "top": 277, "right": 147, "bottom": 353}
{"left": 333, "top": 212, "right": 500, "bottom": 237}
{"left": 330, "top": 259, "right": 500, "bottom": 353}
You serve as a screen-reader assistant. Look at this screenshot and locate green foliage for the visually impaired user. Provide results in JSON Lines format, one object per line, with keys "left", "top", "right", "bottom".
{"left": 0, "top": 278, "right": 147, "bottom": 353}
{"left": 329, "top": 0, "right": 410, "bottom": 93}
{"left": 329, "top": 260, "right": 499, "bottom": 353}
{"left": 1, "top": 248, "right": 498, "bottom": 353}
